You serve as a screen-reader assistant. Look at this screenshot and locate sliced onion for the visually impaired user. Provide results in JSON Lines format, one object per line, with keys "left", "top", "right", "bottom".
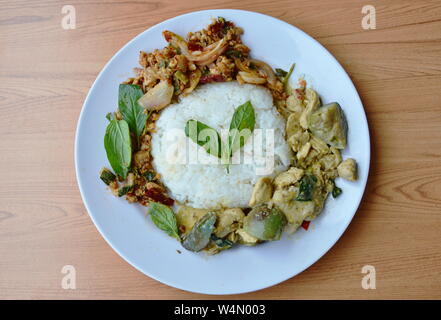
{"left": 189, "top": 38, "right": 227, "bottom": 66}
{"left": 234, "top": 57, "right": 252, "bottom": 72}
{"left": 249, "top": 59, "right": 277, "bottom": 86}
{"left": 163, "top": 31, "right": 227, "bottom": 66}
{"left": 182, "top": 69, "right": 202, "bottom": 95}
{"left": 137, "top": 80, "right": 174, "bottom": 111}
{"left": 237, "top": 71, "right": 267, "bottom": 84}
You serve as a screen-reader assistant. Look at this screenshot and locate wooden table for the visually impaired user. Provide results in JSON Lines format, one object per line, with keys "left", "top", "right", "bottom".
{"left": 1, "top": 0, "right": 440, "bottom": 300}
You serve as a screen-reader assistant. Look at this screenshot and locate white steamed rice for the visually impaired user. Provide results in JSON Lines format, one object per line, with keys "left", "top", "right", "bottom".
{"left": 151, "top": 82, "right": 291, "bottom": 209}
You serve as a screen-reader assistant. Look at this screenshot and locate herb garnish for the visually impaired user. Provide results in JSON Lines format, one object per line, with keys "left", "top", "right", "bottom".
{"left": 295, "top": 174, "right": 317, "bottom": 201}
{"left": 185, "top": 120, "right": 222, "bottom": 157}
{"left": 118, "top": 84, "right": 149, "bottom": 142}
{"left": 184, "top": 100, "right": 255, "bottom": 171}
{"left": 228, "top": 100, "right": 255, "bottom": 157}
{"left": 148, "top": 202, "right": 180, "bottom": 240}
{"left": 104, "top": 119, "right": 132, "bottom": 179}
{"left": 332, "top": 183, "right": 343, "bottom": 198}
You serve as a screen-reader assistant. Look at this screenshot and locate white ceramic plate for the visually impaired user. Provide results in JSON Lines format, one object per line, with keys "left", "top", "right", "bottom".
{"left": 75, "top": 9, "right": 370, "bottom": 295}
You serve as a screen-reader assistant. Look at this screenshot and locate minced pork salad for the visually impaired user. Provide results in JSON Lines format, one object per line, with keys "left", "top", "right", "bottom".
{"left": 100, "top": 18, "right": 358, "bottom": 254}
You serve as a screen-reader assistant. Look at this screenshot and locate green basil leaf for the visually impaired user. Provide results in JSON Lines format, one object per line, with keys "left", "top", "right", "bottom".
{"left": 228, "top": 100, "right": 255, "bottom": 156}
{"left": 104, "top": 119, "right": 132, "bottom": 179}
{"left": 148, "top": 202, "right": 180, "bottom": 240}
{"left": 118, "top": 84, "right": 147, "bottom": 138}
{"left": 295, "top": 174, "right": 317, "bottom": 201}
{"left": 105, "top": 112, "right": 114, "bottom": 121}
{"left": 185, "top": 119, "right": 222, "bottom": 157}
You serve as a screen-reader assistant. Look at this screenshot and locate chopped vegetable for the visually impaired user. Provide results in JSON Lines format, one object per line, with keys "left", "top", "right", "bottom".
{"left": 163, "top": 31, "right": 228, "bottom": 66}
{"left": 210, "top": 234, "right": 234, "bottom": 248}
{"left": 173, "top": 70, "right": 188, "bottom": 84}
{"left": 275, "top": 68, "right": 288, "bottom": 78}
{"left": 199, "top": 74, "right": 225, "bottom": 84}
{"left": 249, "top": 59, "right": 277, "bottom": 86}
{"left": 182, "top": 211, "right": 217, "bottom": 252}
{"left": 145, "top": 188, "right": 174, "bottom": 206}
{"left": 295, "top": 175, "right": 317, "bottom": 201}
{"left": 237, "top": 71, "right": 266, "bottom": 84}
{"left": 308, "top": 102, "right": 348, "bottom": 149}
{"left": 283, "top": 63, "right": 295, "bottom": 93}
{"left": 99, "top": 168, "right": 116, "bottom": 185}
{"left": 233, "top": 57, "right": 252, "bottom": 72}
{"left": 301, "top": 220, "right": 310, "bottom": 230}
{"left": 243, "top": 204, "right": 287, "bottom": 241}
{"left": 225, "top": 49, "right": 242, "bottom": 58}
{"left": 137, "top": 80, "right": 174, "bottom": 111}
{"left": 332, "top": 182, "right": 343, "bottom": 198}
{"left": 182, "top": 69, "right": 201, "bottom": 95}
{"left": 117, "top": 172, "right": 135, "bottom": 197}
{"left": 143, "top": 171, "right": 156, "bottom": 181}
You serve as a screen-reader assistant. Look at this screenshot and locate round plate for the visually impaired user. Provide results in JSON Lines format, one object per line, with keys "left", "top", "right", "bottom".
{"left": 75, "top": 9, "right": 370, "bottom": 295}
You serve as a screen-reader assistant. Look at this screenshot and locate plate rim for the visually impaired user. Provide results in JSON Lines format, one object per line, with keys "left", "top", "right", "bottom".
{"left": 75, "top": 8, "right": 371, "bottom": 295}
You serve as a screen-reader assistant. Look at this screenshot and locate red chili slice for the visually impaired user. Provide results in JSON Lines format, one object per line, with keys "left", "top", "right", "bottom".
{"left": 199, "top": 74, "right": 225, "bottom": 84}
{"left": 301, "top": 220, "right": 310, "bottom": 230}
{"left": 146, "top": 188, "right": 174, "bottom": 206}
{"left": 188, "top": 42, "right": 203, "bottom": 51}
{"left": 209, "top": 21, "right": 223, "bottom": 35}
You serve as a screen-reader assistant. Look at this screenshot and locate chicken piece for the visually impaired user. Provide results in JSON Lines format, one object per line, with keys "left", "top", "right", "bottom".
{"left": 236, "top": 229, "right": 258, "bottom": 246}
{"left": 273, "top": 167, "right": 304, "bottom": 189}
{"left": 248, "top": 177, "right": 274, "bottom": 207}
{"left": 286, "top": 94, "right": 304, "bottom": 114}
{"left": 288, "top": 130, "right": 310, "bottom": 153}
{"left": 214, "top": 208, "right": 245, "bottom": 238}
{"left": 337, "top": 158, "right": 358, "bottom": 181}
{"left": 272, "top": 186, "right": 327, "bottom": 228}
{"left": 310, "top": 135, "right": 329, "bottom": 155}
{"left": 176, "top": 207, "right": 211, "bottom": 235}
{"left": 272, "top": 188, "right": 314, "bottom": 226}
{"left": 285, "top": 113, "right": 302, "bottom": 139}
{"left": 299, "top": 88, "right": 320, "bottom": 129}
{"left": 297, "top": 142, "right": 311, "bottom": 161}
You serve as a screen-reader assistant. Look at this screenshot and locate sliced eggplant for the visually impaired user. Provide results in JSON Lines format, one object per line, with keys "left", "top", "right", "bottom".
{"left": 308, "top": 102, "right": 348, "bottom": 149}
{"left": 182, "top": 211, "right": 217, "bottom": 252}
{"left": 243, "top": 204, "right": 286, "bottom": 241}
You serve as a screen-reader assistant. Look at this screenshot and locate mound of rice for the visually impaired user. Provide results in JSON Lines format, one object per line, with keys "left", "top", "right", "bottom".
{"left": 151, "top": 82, "right": 291, "bottom": 209}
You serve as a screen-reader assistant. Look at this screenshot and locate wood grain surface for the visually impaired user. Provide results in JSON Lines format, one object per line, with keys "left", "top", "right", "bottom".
{"left": 1, "top": 0, "right": 440, "bottom": 299}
